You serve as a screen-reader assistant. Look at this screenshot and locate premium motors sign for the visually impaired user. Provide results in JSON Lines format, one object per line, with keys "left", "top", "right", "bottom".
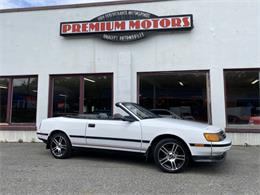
{"left": 60, "top": 10, "right": 193, "bottom": 42}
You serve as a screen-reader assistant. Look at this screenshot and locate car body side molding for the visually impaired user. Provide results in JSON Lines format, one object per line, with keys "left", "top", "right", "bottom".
{"left": 189, "top": 143, "right": 232, "bottom": 147}
{"left": 70, "top": 135, "right": 150, "bottom": 143}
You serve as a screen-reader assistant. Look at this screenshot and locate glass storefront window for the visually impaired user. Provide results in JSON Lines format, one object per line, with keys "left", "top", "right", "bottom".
{"left": 138, "top": 71, "right": 210, "bottom": 123}
{"left": 225, "top": 70, "right": 260, "bottom": 126}
{"left": 84, "top": 75, "right": 113, "bottom": 116}
{"left": 0, "top": 76, "right": 38, "bottom": 124}
{"left": 11, "top": 77, "right": 38, "bottom": 123}
{"left": 0, "top": 78, "right": 9, "bottom": 123}
{"left": 53, "top": 77, "right": 80, "bottom": 117}
{"left": 51, "top": 74, "right": 113, "bottom": 117}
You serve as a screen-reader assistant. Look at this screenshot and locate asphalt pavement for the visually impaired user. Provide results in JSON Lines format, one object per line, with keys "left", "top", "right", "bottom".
{"left": 0, "top": 143, "right": 259, "bottom": 195}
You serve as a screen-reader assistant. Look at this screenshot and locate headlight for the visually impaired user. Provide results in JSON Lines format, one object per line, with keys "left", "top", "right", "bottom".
{"left": 204, "top": 131, "right": 225, "bottom": 142}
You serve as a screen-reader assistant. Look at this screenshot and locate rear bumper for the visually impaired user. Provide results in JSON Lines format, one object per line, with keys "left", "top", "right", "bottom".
{"left": 36, "top": 132, "right": 48, "bottom": 140}
{"left": 192, "top": 152, "right": 226, "bottom": 162}
{"left": 36, "top": 132, "right": 48, "bottom": 147}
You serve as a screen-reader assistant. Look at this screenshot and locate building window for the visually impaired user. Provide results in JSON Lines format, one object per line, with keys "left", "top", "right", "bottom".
{"left": 52, "top": 77, "right": 80, "bottom": 117}
{"left": 138, "top": 71, "right": 211, "bottom": 123}
{"left": 0, "top": 76, "right": 38, "bottom": 125}
{"left": 49, "top": 74, "right": 113, "bottom": 117}
{"left": 11, "top": 78, "right": 38, "bottom": 123}
{"left": 84, "top": 75, "right": 113, "bottom": 116}
{"left": 0, "top": 78, "right": 9, "bottom": 123}
{"left": 225, "top": 70, "right": 260, "bottom": 126}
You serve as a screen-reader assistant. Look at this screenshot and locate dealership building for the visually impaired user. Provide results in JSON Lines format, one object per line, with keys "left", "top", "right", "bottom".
{"left": 0, "top": 0, "right": 259, "bottom": 145}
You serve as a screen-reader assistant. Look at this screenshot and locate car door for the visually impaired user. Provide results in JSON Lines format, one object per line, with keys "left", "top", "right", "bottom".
{"left": 85, "top": 119, "right": 142, "bottom": 152}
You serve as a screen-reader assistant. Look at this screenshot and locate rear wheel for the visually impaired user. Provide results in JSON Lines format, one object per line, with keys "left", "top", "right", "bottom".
{"left": 153, "top": 138, "right": 190, "bottom": 173}
{"left": 49, "top": 133, "right": 72, "bottom": 159}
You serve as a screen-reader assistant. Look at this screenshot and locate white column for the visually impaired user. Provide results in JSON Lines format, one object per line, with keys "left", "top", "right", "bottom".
{"left": 36, "top": 73, "right": 49, "bottom": 127}
{"left": 131, "top": 64, "right": 137, "bottom": 103}
{"left": 116, "top": 51, "right": 132, "bottom": 103}
{"left": 210, "top": 67, "right": 226, "bottom": 128}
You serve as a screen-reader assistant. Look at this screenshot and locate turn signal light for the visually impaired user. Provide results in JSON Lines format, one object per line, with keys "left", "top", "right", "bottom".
{"left": 194, "top": 144, "right": 205, "bottom": 147}
{"left": 204, "top": 133, "right": 221, "bottom": 142}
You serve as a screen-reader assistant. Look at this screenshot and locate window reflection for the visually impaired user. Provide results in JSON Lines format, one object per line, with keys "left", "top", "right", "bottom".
{"left": 0, "top": 79, "right": 8, "bottom": 123}
{"left": 53, "top": 77, "right": 80, "bottom": 117}
{"left": 84, "top": 75, "right": 112, "bottom": 116}
{"left": 139, "top": 72, "right": 209, "bottom": 123}
{"left": 225, "top": 70, "right": 260, "bottom": 126}
{"left": 12, "top": 77, "right": 38, "bottom": 123}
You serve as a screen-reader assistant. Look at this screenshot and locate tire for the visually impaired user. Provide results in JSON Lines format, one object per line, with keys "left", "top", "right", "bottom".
{"left": 153, "top": 138, "right": 190, "bottom": 173}
{"left": 49, "top": 132, "right": 72, "bottom": 159}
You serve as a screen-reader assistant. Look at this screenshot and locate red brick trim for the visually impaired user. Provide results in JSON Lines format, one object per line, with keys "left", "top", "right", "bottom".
{"left": 226, "top": 128, "right": 260, "bottom": 133}
{"left": 0, "top": 125, "right": 36, "bottom": 131}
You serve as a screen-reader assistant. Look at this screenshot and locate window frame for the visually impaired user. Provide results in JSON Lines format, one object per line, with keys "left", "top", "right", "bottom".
{"left": 224, "top": 68, "right": 260, "bottom": 133}
{"left": 0, "top": 75, "right": 38, "bottom": 130}
{"left": 48, "top": 73, "right": 114, "bottom": 118}
{"left": 137, "top": 70, "right": 212, "bottom": 124}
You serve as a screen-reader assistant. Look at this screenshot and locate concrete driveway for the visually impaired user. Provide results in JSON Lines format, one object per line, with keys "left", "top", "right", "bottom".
{"left": 0, "top": 143, "right": 259, "bottom": 195}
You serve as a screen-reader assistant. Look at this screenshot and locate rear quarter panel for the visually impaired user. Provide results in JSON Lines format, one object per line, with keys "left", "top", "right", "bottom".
{"left": 39, "top": 117, "right": 88, "bottom": 146}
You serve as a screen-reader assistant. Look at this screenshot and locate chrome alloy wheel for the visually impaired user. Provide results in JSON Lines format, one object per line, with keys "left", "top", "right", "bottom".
{"left": 158, "top": 143, "right": 186, "bottom": 171}
{"left": 50, "top": 135, "right": 67, "bottom": 158}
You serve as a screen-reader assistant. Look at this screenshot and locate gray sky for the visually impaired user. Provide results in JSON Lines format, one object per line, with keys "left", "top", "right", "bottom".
{"left": 0, "top": 0, "right": 119, "bottom": 9}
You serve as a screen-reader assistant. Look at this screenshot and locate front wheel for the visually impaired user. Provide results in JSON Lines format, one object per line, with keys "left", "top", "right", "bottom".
{"left": 49, "top": 133, "right": 72, "bottom": 159}
{"left": 153, "top": 138, "right": 190, "bottom": 173}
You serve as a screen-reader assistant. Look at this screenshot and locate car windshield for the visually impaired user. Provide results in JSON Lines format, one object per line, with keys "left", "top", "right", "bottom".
{"left": 122, "top": 103, "right": 159, "bottom": 120}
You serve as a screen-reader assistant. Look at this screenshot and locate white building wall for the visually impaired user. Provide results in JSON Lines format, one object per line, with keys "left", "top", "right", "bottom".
{"left": 0, "top": 0, "right": 259, "bottom": 144}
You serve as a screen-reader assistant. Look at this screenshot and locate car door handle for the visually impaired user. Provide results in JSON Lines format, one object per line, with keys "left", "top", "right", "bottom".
{"left": 88, "top": 123, "right": 95, "bottom": 128}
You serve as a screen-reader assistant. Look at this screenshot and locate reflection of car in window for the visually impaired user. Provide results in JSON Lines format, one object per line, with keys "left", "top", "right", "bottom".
{"left": 181, "top": 113, "right": 195, "bottom": 121}
{"left": 249, "top": 108, "right": 260, "bottom": 125}
{"left": 151, "top": 109, "right": 195, "bottom": 121}
{"left": 227, "top": 115, "right": 248, "bottom": 124}
{"left": 249, "top": 116, "right": 260, "bottom": 125}
{"left": 150, "top": 109, "right": 181, "bottom": 119}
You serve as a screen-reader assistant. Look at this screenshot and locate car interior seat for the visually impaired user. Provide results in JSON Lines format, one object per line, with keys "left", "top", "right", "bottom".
{"left": 113, "top": 113, "right": 124, "bottom": 120}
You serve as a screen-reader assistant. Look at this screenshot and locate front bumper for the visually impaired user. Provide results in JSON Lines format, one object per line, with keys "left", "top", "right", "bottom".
{"left": 189, "top": 136, "right": 232, "bottom": 162}
{"left": 192, "top": 152, "right": 226, "bottom": 162}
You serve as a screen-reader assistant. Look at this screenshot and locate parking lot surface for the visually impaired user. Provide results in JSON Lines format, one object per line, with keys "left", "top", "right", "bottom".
{"left": 0, "top": 143, "right": 259, "bottom": 195}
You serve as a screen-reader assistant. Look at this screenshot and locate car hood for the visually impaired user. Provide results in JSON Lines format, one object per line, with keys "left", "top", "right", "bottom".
{"left": 140, "top": 118, "right": 222, "bottom": 133}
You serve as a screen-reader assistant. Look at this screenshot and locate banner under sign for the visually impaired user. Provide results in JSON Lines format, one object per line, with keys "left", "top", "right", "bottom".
{"left": 60, "top": 10, "right": 193, "bottom": 42}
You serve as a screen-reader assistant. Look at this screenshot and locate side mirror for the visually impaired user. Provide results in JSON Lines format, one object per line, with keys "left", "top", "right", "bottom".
{"left": 123, "top": 116, "right": 136, "bottom": 122}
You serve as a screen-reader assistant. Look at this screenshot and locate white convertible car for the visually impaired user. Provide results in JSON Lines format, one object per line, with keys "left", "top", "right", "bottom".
{"left": 37, "top": 102, "right": 232, "bottom": 173}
